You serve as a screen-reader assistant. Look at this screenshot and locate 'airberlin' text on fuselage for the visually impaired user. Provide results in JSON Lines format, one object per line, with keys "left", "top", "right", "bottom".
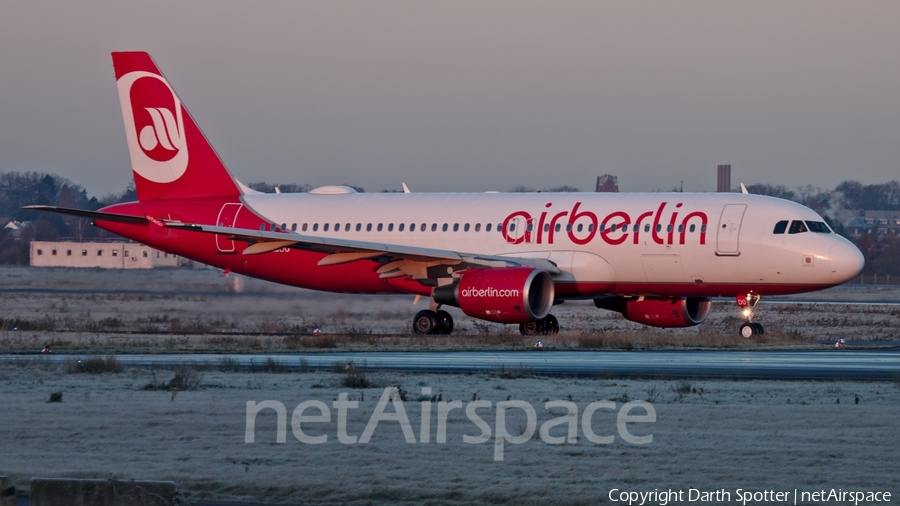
{"left": 501, "top": 202, "right": 708, "bottom": 246}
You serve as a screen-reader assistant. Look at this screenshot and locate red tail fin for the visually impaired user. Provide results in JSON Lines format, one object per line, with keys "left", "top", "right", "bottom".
{"left": 112, "top": 52, "right": 241, "bottom": 201}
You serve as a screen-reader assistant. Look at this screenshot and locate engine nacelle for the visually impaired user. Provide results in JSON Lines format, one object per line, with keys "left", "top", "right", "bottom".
{"left": 433, "top": 267, "right": 554, "bottom": 324}
{"left": 594, "top": 296, "right": 712, "bottom": 328}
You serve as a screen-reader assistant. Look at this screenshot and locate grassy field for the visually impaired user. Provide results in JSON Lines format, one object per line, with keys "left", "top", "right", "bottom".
{"left": 0, "top": 361, "right": 897, "bottom": 504}
{"left": 1, "top": 266, "right": 898, "bottom": 354}
{"left": 1, "top": 266, "right": 898, "bottom": 504}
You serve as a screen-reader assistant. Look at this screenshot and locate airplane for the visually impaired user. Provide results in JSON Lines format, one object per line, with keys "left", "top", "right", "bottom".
{"left": 27, "top": 51, "right": 865, "bottom": 339}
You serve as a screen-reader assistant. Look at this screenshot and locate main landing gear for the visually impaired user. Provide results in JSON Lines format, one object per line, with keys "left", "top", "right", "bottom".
{"left": 737, "top": 293, "right": 765, "bottom": 339}
{"left": 413, "top": 309, "right": 454, "bottom": 335}
{"left": 412, "top": 308, "right": 561, "bottom": 336}
{"left": 519, "top": 314, "right": 560, "bottom": 336}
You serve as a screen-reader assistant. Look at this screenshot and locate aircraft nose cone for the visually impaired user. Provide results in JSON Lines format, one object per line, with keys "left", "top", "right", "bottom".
{"left": 829, "top": 240, "right": 865, "bottom": 283}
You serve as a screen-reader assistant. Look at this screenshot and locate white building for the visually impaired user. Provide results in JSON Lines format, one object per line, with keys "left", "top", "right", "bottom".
{"left": 30, "top": 241, "right": 183, "bottom": 269}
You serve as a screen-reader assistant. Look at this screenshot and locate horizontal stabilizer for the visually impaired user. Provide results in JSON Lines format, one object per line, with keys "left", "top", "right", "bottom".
{"left": 22, "top": 205, "right": 148, "bottom": 224}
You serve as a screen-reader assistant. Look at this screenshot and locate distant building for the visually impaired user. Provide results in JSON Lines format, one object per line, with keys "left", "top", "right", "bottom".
{"left": 837, "top": 210, "right": 900, "bottom": 239}
{"left": 717, "top": 165, "right": 731, "bottom": 193}
{"left": 595, "top": 174, "right": 619, "bottom": 193}
{"left": 30, "top": 241, "right": 185, "bottom": 268}
{"left": 4, "top": 220, "right": 28, "bottom": 238}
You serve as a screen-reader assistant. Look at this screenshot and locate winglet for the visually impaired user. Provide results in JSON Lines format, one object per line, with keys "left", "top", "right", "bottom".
{"left": 740, "top": 183, "right": 749, "bottom": 194}
{"left": 402, "top": 182, "right": 411, "bottom": 194}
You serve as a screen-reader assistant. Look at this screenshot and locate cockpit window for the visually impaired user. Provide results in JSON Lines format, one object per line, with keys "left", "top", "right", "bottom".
{"left": 773, "top": 220, "right": 788, "bottom": 234}
{"left": 805, "top": 221, "right": 831, "bottom": 233}
{"left": 788, "top": 220, "right": 808, "bottom": 234}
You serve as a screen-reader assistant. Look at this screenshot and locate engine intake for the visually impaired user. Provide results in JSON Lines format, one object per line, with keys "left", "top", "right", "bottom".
{"left": 594, "top": 296, "right": 711, "bottom": 328}
{"left": 434, "top": 267, "right": 554, "bottom": 324}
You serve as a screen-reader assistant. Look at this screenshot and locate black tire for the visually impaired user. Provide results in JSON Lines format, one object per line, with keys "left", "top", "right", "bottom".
{"left": 436, "top": 310, "right": 454, "bottom": 335}
{"left": 543, "top": 314, "right": 560, "bottom": 335}
{"left": 413, "top": 310, "right": 438, "bottom": 335}
{"left": 739, "top": 322, "right": 756, "bottom": 339}
{"left": 519, "top": 320, "right": 543, "bottom": 336}
{"left": 751, "top": 322, "right": 765, "bottom": 335}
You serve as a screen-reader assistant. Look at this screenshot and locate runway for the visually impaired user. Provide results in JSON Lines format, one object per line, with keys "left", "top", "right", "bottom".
{"left": 7, "top": 350, "right": 900, "bottom": 380}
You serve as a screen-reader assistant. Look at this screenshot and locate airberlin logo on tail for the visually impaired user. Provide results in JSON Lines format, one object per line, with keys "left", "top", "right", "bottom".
{"left": 501, "top": 202, "right": 708, "bottom": 247}
{"left": 116, "top": 71, "right": 188, "bottom": 184}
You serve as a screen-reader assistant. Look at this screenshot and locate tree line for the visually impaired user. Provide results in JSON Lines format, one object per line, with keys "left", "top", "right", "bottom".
{"left": 1, "top": 171, "right": 898, "bottom": 275}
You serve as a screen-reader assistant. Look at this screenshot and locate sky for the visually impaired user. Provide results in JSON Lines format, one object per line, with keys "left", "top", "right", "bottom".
{"left": 1, "top": 1, "right": 899, "bottom": 196}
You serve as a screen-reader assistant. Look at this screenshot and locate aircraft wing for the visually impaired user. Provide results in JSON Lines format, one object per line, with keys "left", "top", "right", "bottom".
{"left": 164, "top": 221, "right": 560, "bottom": 277}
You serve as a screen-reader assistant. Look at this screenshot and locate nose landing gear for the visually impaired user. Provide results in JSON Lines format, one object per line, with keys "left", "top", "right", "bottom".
{"left": 737, "top": 294, "right": 765, "bottom": 338}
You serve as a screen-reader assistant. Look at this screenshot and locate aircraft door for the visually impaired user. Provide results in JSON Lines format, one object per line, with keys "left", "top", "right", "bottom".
{"left": 216, "top": 203, "right": 243, "bottom": 253}
{"left": 716, "top": 204, "right": 746, "bottom": 256}
{"left": 505, "top": 217, "right": 527, "bottom": 243}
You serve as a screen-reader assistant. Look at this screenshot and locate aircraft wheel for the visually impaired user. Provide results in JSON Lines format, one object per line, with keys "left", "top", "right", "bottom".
{"left": 752, "top": 322, "right": 765, "bottom": 335}
{"left": 739, "top": 322, "right": 757, "bottom": 339}
{"left": 436, "top": 310, "right": 454, "bottom": 335}
{"left": 519, "top": 320, "right": 543, "bottom": 336}
{"left": 543, "top": 314, "right": 560, "bottom": 335}
{"left": 413, "top": 310, "right": 438, "bottom": 335}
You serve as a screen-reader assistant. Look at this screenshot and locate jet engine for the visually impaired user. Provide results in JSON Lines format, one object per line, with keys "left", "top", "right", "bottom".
{"left": 433, "top": 267, "right": 554, "bottom": 323}
{"left": 594, "top": 296, "right": 712, "bottom": 328}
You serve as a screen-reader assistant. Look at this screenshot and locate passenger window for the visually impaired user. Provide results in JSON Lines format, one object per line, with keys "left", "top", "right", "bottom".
{"left": 431, "top": 224, "right": 437, "bottom": 232}
{"left": 773, "top": 220, "right": 788, "bottom": 234}
{"left": 366, "top": 223, "right": 372, "bottom": 231}
{"left": 805, "top": 221, "right": 831, "bottom": 233}
{"left": 701, "top": 225, "right": 707, "bottom": 233}
{"left": 666, "top": 224, "right": 673, "bottom": 233}
{"left": 388, "top": 223, "right": 394, "bottom": 232}
{"left": 689, "top": 224, "right": 696, "bottom": 233}
{"left": 588, "top": 224, "right": 594, "bottom": 232}
{"left": 464, "top": 223, "right": 470, "bottom": 232}
{"left": 345, "top": 223, "right": 351, "bottom": 232}
{"left": 323, "top": 223, "right": 329, "bottom": 232}
{"left": 420, "top": 223, "right": 426, "bottom": 231}
{"left": 410, "top": 223, "right": 415, "bottom": 231}
{"left": 475, "top": 223, "right": 481, "bottom": 232}
{"left": 442, "top": 224, "right": 448, "bottom": 232}
{"left": 543, "top": 224, "right": 549, "bottom": 232}
{"left": 454, "top": 223, "right": 459, "bottom": 232}
{"left": 291, "top": 223, "right": 297, "bottom": 232}
{"left": 555, "top": 224, "right": 561, "bottom": 232}
{"left": 334, "top": 223, "right": 339, "bottom": 231}
{"left": 509, "top": 223, "right": 516, "bottom": 231}
{"left": 313, "top": 223, "right": 318, "bottom": 232}
{"left": 398, "top": 223, "right": 405, "bottom": 232}
{"left": 656, "top": 224, "right": 662, "bottom": 232}
{"left": 566, "top": 224, "right": 572, "bottom": 232}
{"left": 788, "top": 220, "right": 808, "bottom": 234}
{"left": 644, "top": 224, "right": 650, "bottom": 232}
{"left": 302, "top": 223, "right": 308, "bottom": 232}
{"left": 259, "top": 224, "right": 266, "bottom": 231}
{"left": 377, "top": 224, "right": 383, "bottom": 232}
{"left": 486, "top": 223, "right": 492, "bottom": 232}
{"left": 577, "top": 224, "right": 583, "bottom": 232}
{"left": 610, "top": 224, "right": 616, "bottom": 232}
{"left": 356, "top": 223, "right": 361, "bottom": 231}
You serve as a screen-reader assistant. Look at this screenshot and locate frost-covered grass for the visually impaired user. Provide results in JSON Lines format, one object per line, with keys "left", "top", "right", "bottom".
{"left": 0, "top": 363, "right": 898, "bottom": 504}
{"left": 2, "top": 266, "right": 898, "bottom": 354}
